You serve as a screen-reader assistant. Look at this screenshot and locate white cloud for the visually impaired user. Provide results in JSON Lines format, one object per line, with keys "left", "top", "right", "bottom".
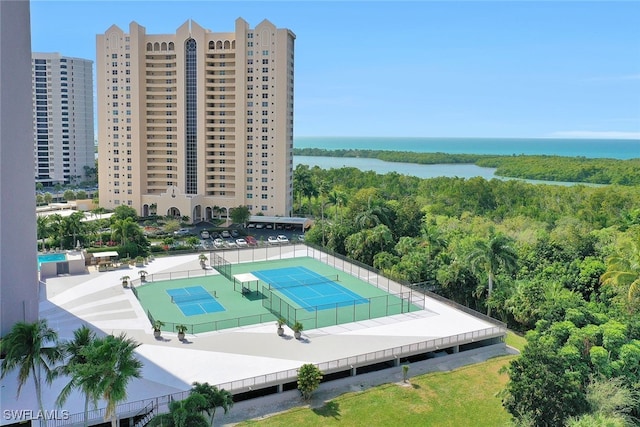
{"left": 548, "top": 131, "right": 640, "bottom": 139}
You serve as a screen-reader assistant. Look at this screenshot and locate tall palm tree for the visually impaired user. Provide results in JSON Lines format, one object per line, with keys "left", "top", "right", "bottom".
{"left": 191, "top": 382, "right": 234, "bottom": 426}
{"left": 0, "top": 320, "right": 62, "bottom": 415}
{"left": 111, "top": 217, "right": 138, "bottom": 246}
{"left": 82, "top": 333, "right": 142, "bottom": 427}
{"left": 601, "top": 238, "right": 640, "bottom": 309}
{"left": 55, "top": 325, "right": 98, "bottom": 427}
{"left": 36, "top": 215, "right": 50, "bottom": 251}
{"left": 327, "top": 189, "right": 347, "bottom": 222}
{"left": 467, "top": 233, "right": 518, "bottom": 317}
{"left": 65, "top": 211, "right": 86, "bottom": 248}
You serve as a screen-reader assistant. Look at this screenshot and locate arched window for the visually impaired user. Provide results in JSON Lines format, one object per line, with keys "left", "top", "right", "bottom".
{"left": 216, "top": 40, "right": 222, "bottom": 50}
{"left": 209, "top": 41, "right": 215, "bottom": 50}
{"left": 153, "top": 42, "right": 160, "bottom": 51}
{"left": 146, "top": 43, "right": 152, "bottom": 51}
{"left": 231, "top": 40, "right": 235, "bottom": 49}
{"left": 161, "top": 42, "right": 167, "bottom": 51}
{"left": 223, "top": 40, "right": 230, "bottom": 50}
{"left": 168, "top": 42, "right": 175, "bottom": 51}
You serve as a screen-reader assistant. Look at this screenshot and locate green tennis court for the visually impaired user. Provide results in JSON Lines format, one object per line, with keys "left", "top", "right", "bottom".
{"left": 133, "top": 256, "right": 420, "bottom": 333}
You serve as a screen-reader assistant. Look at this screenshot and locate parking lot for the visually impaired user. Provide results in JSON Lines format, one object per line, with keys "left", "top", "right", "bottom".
{"left": 188, "top": 221, "right": 305, "bottom": 250}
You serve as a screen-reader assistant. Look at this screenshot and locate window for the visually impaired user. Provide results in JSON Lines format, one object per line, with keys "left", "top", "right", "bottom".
{"left": 262, "top": 59, "right": 269, "bottom": 64}
{"left": 262, "top": 50, "right": 269, "bottom": 55}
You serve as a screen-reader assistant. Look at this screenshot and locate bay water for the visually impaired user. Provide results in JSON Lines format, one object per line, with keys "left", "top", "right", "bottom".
{"left": 293, "top": 137, "right": 639, "bottom": 182}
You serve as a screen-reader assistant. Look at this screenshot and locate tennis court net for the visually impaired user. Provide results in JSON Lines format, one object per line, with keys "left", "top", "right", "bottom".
{"left": 266, "top": 274, "right": 339, "bottom": 290}
{"left": 170, "top": 292, "right": 213, "bottom": 304}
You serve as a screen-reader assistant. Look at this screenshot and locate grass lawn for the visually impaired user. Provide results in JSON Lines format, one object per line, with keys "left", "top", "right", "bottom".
{"left": 238, "top": 356, "right": 516, "bottom": 427}
{"left": 505, "top": 330, "right": 527, "bottom": 352}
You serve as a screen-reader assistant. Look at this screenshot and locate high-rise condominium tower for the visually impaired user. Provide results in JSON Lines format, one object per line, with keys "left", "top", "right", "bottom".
{"left": 0, "top": 0, "right": 38, "bottom": 336}
{"left": 96, "top": 19, "right": 295, "bottom": 221}
{"left": 33, "top": 53, "right": 95, "bottom": 186}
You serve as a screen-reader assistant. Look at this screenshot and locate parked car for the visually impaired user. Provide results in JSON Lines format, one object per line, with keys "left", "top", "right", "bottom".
{"left": 247, "top": 223, "right": 255, "bottom": 228}
{"left": 267, "top": 236, "right": 279, "bottom": 245}
{"left": 255, "top": 223, "right": 265, "bottom": 229}
{"left": 265, "top": 224, "right": 274, "bottom": 229}
{"left": 277, "top": 235, "right": 289, "bottom": 243}
{"left": 200, "top": 230, "right": 210, "bottom": 239}
{"left": 231, "top": 229, "right": 240, "bottom": 238}
{"left": 213, "top": 238, "right": 224, "bottom": 247}
{"left": 235, "top": 238, "right": 247, "bottom": 247}
{"left": 245, "top": 236, "right": 257, "bottom": 246}
{"left": 221, "top": 230, "right": 231, "bottom": 238}
{"left": 174, "top": 228, "right": 191, "bottom": 236}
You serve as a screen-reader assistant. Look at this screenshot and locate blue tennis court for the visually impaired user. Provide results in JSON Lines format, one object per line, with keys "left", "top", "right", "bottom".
{"left": 252, "top": 266, "right": 368, "bottom": 312}
{"left": 166, "top": 285, "right": 225, "bottom": 317}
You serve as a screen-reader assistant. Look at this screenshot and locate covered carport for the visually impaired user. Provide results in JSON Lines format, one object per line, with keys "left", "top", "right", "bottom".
{"left": 247, "top": 216, "right": 311, "bottom": 232}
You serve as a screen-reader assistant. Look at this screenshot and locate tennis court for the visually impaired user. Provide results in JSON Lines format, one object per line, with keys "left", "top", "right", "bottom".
{"left": 133, "top": 256, "right": 421, "bottom": 333}
{"left": 252, "top": 266, "right": 368, "bottom": 312}
{"left": 166, "top": 285, "right": 225, "bottom": 316}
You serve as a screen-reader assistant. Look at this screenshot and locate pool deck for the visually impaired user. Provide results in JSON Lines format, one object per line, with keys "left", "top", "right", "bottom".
{"left": 0, "top": 251, "right": 505, "bottom": 426}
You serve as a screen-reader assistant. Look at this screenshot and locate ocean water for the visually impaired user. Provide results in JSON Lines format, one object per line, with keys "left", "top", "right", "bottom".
{"left": 294, "top": 137, "right": 639, "bottom": 160}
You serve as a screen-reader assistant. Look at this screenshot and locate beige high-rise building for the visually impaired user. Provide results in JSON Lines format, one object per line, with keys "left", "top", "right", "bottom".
{"left": 96, "top": 19, "right": 295, "bottom": 221}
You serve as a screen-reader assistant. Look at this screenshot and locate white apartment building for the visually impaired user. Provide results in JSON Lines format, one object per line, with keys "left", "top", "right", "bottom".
{"left": 32, "top": 52, "right": 94, "bottom": 186}
{"left": 96, "top": 19, "right": 295, "bottom": 222}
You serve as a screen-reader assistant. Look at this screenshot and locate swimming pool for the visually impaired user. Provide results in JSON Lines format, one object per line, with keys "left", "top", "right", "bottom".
{"left": 38, "top": 253, "right": 67, "bottom": 270}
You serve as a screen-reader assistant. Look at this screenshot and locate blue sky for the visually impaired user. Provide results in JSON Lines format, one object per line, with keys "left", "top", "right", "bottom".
{"left": 31, "top": 1, "right": 640, "bottom": 139}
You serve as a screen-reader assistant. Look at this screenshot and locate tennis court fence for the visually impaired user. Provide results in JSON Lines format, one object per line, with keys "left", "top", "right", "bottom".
{"left": 261, "top": 285, "right": 421, "bottom": 331}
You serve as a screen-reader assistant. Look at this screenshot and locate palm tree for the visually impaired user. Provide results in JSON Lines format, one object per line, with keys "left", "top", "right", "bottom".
{"left": 65, "top": 211, "right": 85, "bottom": 248}
{"left": 37, "top": 215, "right": 50, "bottom": 251}
{"left": 84, "top": 333, "right": 143, "bottom": 427}
{"left": 191, "top": 382, "right": 234, "bottom": 426}
{"left": 327, "top": 189, "right": 348, "bottom": 222}
{"left": 0, "top": 320, "right": 62, "bottom": 415}
{"left": 601, "top": 238, "right": 640, "bottom": 309}
{"left": 55, "top": 326, "right": 99, "bottom": 427}
{"left": 111, "top": 217, "right": 138, "bottom": 246}
{"left": 467, "top": 233, "right": 518, "bottom": 317}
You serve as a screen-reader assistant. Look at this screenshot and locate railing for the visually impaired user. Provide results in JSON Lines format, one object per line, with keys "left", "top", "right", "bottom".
{"left": 51, "top": 324, "right": 504, "bottom": 426}
{"left": 146, "top": 312, "right": 279, "bottom": 334}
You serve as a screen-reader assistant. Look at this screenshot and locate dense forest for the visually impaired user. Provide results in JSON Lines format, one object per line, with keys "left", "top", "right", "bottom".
{"left": 293, "top": 163, "right": 640, "bottom": 426}
{"left": 293, "top": 148, "right": 640, "bottom": 186}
